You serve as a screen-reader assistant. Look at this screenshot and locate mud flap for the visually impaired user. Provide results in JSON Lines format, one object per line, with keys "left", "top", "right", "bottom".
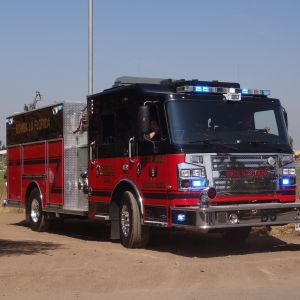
{"left": 110, "top": 201, "right": 120, "bottom": 240}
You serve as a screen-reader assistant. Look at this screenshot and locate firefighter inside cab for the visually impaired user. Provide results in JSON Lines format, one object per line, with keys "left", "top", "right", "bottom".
{"left": 237, "top": 113, "right": 270, "bottom": 132}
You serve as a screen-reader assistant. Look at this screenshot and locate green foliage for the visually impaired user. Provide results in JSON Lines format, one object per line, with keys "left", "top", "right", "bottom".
{"left": 289, "top": 135, "right": 294, "bottom": 148}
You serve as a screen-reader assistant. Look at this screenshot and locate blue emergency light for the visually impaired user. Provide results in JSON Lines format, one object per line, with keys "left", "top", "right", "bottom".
{"left": 177, "top": 214, "right": 186, "bottom": 222}
{"left": 282, "top": 178, "right": 290, "bottom": 186}
{"left": 177, "top": 85, "right": 270, "bottom": 97}
{"left": 192, "top": 179, "right": 206, "bottom": 187}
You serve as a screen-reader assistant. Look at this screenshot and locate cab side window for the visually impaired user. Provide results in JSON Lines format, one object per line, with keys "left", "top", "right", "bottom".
{"left": 100, "top": 113, "right": 115, "bottom": 145}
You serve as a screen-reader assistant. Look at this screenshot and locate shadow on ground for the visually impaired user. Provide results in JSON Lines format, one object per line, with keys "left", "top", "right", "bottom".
{"left": 147, "top": 227, "right": 300, "bottom": 258}
{"left": 9, "top": 218, "right": 300, "bottom": 258}
{"left": 0, "top": 239, "right": 64, "bottom": 257}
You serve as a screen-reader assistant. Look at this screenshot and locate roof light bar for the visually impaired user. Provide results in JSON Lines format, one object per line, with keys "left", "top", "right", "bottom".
{"left": 176, "top": 85, "right": 270, "bottom": 96}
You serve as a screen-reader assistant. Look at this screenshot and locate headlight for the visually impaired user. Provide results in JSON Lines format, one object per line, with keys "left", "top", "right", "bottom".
{"left": 180, "top": 169, "right": 205, "bottom": 178}
{"left": 192, "top": 169, "right": 202, "bottom": 177}
{"left": 180, "top": 169, "right": 191, "bottom": 177}
{"left": 283, "top": 169, "right": 289, "bottom": 175}
{"left": 283, "top": 168, "right": 295, "bottom": 175}
{"left": 289, "top": 168, "right": 296, "bottom": 175}
{"left": 178, "top": 164, "right": 207, "bottom": 190}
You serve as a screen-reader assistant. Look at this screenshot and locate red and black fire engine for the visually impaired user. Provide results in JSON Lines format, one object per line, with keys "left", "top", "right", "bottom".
{"left": 5, "top": 76, "right": 300, "bottom": 248}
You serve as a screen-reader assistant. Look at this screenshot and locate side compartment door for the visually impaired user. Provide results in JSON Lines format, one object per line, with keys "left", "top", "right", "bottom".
{"left": 47, "top": 140, "right": 64, "bottom": 206}
{"left": 7, "top": 146, "right": 22, "bottom": 203}
{"left": 22, "top": 142, "right": 47, "bottom": 205}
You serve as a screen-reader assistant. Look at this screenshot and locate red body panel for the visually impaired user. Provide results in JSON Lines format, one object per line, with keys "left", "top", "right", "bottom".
{"left": 7, "top": 140, "right": 64, "bottom": 207}
{"left": 88, "top": 152, "right": 295, "bottom": 216}
{"left": 7, "top": 146, "right": 22, "bottom": 202}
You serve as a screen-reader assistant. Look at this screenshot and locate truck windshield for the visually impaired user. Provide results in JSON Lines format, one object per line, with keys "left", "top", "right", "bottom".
{"left": 166, "top": 99, "right": 289, "bottom": 146}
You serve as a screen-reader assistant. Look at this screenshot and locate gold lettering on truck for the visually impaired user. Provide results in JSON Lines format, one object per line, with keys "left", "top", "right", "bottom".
{"left": 16, "top": 118, "right": 50, "bottom": 134}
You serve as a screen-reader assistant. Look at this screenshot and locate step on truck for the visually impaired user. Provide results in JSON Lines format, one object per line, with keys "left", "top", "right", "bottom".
{"left": 5, "top": 76, "right": 300, "bottom": 248}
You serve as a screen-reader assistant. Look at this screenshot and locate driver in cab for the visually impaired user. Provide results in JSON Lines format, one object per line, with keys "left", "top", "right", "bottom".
{"left": 238, "top": 114, "right": 270, "bottom": 132}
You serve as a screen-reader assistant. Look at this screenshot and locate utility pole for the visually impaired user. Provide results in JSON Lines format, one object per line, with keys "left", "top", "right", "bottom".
{"left": 88, "top": 0, "right": 93, "bottom": 95}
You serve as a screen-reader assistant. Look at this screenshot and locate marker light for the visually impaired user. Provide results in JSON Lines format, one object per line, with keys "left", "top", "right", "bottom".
{"left": 190, "top": 155, "right": 203, "bottom": 164}
{"left": 6, "top": 118, "right": 14, "bottom": 125}
{"left": 207, "top": 187, "right": 217, "bottom": 199}
{"left": 177, "top": 214, "right": 186, "bottom": 222}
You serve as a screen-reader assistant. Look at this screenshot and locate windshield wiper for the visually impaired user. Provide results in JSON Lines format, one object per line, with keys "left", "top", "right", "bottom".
{"left": 240, "top": 141, "right": 284, "bottom": 152}
{"left": 188, "top": 138, "right": 221, "bottom": 144}
{"left": 188, "top": 139, "right": 237, "bottom": 151}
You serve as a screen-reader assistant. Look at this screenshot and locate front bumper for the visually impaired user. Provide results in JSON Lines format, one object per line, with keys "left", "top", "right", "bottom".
{"left": 171, "top": 202, "right": 300, "bottom": 229}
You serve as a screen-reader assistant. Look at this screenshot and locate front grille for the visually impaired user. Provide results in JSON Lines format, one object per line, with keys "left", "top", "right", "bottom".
{"left": 211, "top": 155, "right": 278, "bottom": 194}
{"left": 211, "top": 155, "right": 277, "bottom": 171}
{"left": 213, "top": 178, "right": 277, "bottom": 194}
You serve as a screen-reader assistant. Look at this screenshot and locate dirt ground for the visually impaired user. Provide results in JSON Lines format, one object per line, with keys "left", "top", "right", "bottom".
{"left": 1, "top": 214, "right": 300, "bottom": 300}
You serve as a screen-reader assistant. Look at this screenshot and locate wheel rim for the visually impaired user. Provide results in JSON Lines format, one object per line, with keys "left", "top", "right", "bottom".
{"left": 31, "top": 198, "right": 40, "bottom": 223}
{"left": 121, "top": 204, "right": 130, "bottom": 237}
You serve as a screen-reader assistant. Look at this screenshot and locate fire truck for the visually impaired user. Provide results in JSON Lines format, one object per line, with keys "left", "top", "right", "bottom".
{"left": 5, "top": 76, "right": 300, "bottom": 248}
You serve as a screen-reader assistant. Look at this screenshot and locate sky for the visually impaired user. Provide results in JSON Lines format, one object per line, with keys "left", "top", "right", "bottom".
{"left": 1, "top": 0, "right": 300, "bottom": 148}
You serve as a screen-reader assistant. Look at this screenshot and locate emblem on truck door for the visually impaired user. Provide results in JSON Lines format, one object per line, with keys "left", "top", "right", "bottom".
{"left": 148, "top": 166, "right": 158, "bottom": 178}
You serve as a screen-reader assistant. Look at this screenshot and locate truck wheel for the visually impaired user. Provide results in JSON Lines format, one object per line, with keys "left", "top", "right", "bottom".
{"left": 119, "top": 191, "right": 150, "bottom": 248}
{"left": 221, "top": 227, "right": 251, "bottom": 243}
{"left": 29, "top": 189, "right": 50, "bottom": 232}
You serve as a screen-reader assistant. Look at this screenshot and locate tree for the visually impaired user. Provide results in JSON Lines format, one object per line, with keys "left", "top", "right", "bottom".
{"left": 289, "top": 135, "right": 293, "bottom": 148}
{"left": 0, "top": 140, "right": 5, "bottom": 150}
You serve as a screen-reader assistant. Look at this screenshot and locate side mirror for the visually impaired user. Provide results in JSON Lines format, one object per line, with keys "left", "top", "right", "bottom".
{"left": 138, "top": 106, "right": 150, "bottom": 134}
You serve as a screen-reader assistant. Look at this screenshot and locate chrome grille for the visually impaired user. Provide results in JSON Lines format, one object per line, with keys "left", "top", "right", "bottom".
{"left": 213, "top": 178, "right": 277, "bottom": 194}
{"left": 211, "top": 155, "right": 277, "bottom": 171}
{"left": 211, "top": 155, "right": 278, "bottom": 194}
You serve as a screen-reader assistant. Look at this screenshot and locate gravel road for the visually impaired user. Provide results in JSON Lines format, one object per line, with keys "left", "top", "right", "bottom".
{"left": 1, "top": 213, "right": 300, "bottom": 300}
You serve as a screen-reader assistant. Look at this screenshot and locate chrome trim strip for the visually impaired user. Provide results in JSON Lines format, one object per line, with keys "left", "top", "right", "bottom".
{"left": 143, "top": 220, "right": 168, "bottom": 227}
{"left": 172, "top": 203, "right": 300, "bottom": 229}
{"left": 114, "top": 178, "right": 144, "bottom": 215}
{"left": 7, "top": 200, "right": 21, "bottom": 205}
{"left": 43, "top": 208, "right": 88, "bottom": 216}
{"left": 173, "top": 220, "right": 300, "bottom": 230}
{"left": 22, "top": 174, "right": 46, "bottom": 179}
{"left": 6, "top": 200, "right": 24, "bottom": 209}
{"left": 5, "top": 204, "right": 25, "bottom": 209}
{"left": 95, "top": 214, "right": 110, "bottom": 220}
{"left": 171, "top": 202, "right": 300, "bottom": 212}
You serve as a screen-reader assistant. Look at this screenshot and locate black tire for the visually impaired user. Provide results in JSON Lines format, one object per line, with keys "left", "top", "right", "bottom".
{"left": 119, "top": 191, "right": 150, "bottom": 248}
{"left": 221, "top": 226, "right": 251, "bottom": 243}
{"left": 28, "top": 189, "right": 50, "bottom": 232}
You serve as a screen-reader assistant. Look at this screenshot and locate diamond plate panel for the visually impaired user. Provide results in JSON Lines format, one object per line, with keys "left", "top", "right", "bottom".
{"left": 63, "top": 102, "right": 86, "bottom": 209}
